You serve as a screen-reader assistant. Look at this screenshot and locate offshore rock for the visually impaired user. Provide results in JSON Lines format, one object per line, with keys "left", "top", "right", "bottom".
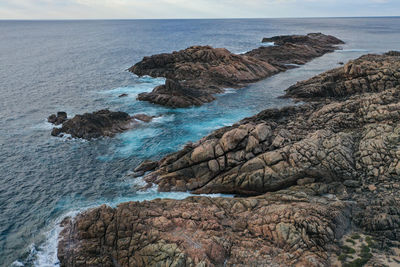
{"left": 249, "top": 33, "right": 344, "bottom": 68}
{"left": 50, "top": 109, "right": 134, "bottom": 139}
{"left": 130, "top": 33, "right": 343, "bottom": 108}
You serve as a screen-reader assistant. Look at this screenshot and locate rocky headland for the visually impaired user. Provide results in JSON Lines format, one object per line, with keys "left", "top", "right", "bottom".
{"left": 49, "top": 110, "right": 157, "bottom": 140}
{"left": 58, "top": 52, "right": 400, "bottom": 266}
{"left": 129, "top": 33, "right": 344, "bottom": 108}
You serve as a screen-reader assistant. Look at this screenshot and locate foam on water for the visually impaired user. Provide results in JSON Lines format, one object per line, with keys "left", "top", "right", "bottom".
{"left": 261, "top": 42, "right": 275, "bottom": 47}
{"left": 217, "top": 88, "right": 237, "bottom": 95}
{"left": 32, "top": 120, "right": 62, "bottom": 131}
{"left": 101, "top": 76, "right": 165, "bottom": 98}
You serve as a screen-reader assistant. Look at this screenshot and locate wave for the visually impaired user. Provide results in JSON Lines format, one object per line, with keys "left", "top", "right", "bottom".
{"left": 216, "top": 88, "right": 237, "bottom": 95}
{"left": 100, "top": 76, "right": 166, "bottom": 99}
{"left": 261, "top": 42, "right": 275, "bottom": 47}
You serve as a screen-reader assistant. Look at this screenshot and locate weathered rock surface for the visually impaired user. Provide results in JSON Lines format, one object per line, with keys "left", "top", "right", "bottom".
{"left": 48, "top": 111, "right": 68, "bottom": 125}
{"left": 59, "top": 191, "right": 350, "bottom": 267}
{"left": 50, "top": 110, "right": 134, "bottom": 139}
{"left": 284, "top": 52, "right": 400, "bottom": 100}
{"left": 58, "top": 53, "right": 400, "bottom": 266}
{"left": 249, "top": 33, "right": 344, "bottom": 68}
{"left": 130, "top": 33, "right": 343, "bottom": 108}
{"left": 49, "top": 110, "right": 160, "bottom": 140}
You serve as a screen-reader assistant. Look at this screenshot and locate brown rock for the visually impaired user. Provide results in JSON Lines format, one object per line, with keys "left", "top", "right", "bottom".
{"left": 131, "top": 33, "right": 343, "bottom": 108}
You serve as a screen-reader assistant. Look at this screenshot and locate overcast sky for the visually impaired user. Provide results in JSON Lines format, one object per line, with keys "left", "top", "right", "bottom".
{"left": 0, "top": 0, "right": 399, "bottom": 20}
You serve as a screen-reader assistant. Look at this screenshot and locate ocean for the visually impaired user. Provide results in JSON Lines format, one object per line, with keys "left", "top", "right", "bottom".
{"left": 0, "top": 17, "right": 399, "bottom": 266}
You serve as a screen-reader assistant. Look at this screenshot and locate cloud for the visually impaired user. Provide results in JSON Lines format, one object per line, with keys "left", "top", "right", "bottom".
{"left": 0, "top": 0, "right": 398, "bottom": 19}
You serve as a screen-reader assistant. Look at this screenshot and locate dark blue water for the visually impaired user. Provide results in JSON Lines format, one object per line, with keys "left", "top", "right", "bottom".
{"left": 1, "top": 18, "right": 399, "bottom": 266}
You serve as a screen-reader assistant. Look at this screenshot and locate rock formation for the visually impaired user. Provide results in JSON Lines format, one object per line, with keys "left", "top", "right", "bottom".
{"left": 48, "top": 111, "right": 68, "bottom": 125}
{"left": 49, "top": 110, "right": 157, "bottom": 140}
{"left": 130, "top": 33, "right": 343, "bottom": 108}
{"left": 58, "top": 52, "right": 400, "bottom": 266}
{"left": 284, "top": 52, "right": 400, "bottom": 100}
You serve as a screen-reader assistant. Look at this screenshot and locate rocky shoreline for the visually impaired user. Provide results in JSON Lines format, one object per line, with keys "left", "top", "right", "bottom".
{"left": 58, "top": 52, "right": 400, "bottom": 266}
{"left": 130, "top": 33, "right": 343, "bottom": 108}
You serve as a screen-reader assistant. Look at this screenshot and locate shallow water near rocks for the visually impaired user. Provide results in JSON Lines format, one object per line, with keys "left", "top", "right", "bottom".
{"left": 0, "top": 18, "right": 400, "bottom": 266}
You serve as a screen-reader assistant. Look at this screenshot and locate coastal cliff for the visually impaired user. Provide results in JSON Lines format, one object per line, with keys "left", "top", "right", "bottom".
{"left": 129, "top": 33, "right": 344, "bottom": 108}
{"left": 58, "top": 52, "right": 400, "bottom": 266}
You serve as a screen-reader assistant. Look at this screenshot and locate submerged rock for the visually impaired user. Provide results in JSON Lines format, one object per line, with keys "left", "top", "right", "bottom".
{"left": 58, "top": 53, "right": 400, "bottom": 266}
{"left": 130, "top": 33, "right": 343, "bottom": 108}
{"left": 132, "top": 113, "right": 158, "bottom": 123}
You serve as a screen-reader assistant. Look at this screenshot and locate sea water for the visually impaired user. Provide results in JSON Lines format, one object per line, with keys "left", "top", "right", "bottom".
{"left": 0, "top": 17, "right": 399, "bottom": 266}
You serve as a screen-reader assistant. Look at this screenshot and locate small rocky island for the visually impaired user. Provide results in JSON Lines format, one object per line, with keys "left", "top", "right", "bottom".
{"left": 130, "top": 33, "right": 344, "bottom": 108}
{"left": 49, "top": 110, "right": 156, "bottom": 139}
{"left": 58, "top": 52, "right": 400, "bottom": 266}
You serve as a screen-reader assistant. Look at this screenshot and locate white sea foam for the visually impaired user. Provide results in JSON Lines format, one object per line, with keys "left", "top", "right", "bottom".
{"left": 32, "top": 120, "right": 62, "bottom": 131}
{"left": 11, "top": 260, "right": 24, "bottom": 266}
{"left": 217, "top": 88, "right": 237, "bottom": 95}
{"left": 261, "top": 42, "right": 275, "bottom": 47}
{"left": 101, "top": 76, "right": 166, "bottom": 98}
{"left": 151, "top": 114, "right": 175, "bottom": 124}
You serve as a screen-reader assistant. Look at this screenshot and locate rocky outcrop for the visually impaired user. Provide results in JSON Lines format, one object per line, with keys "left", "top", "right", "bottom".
{"left": 130, "top": 33, "right": 343, "bottom": 108}
{"left": 48, "top": 111, "right": 68, "bottom": 125}
{"left": 58, "top": 53, "right": 400, "bottom": 266}
{"left": 284, "top": 52, "right": 400, "bottom": 100}
{"left": 49, "top": 110, "right": 158, "bottom": 140}
{"left": 59, "top": 190, "right": 350, "bottom": 267}
{"left": 248, "top": 33, "right": 344, "bottom": 68}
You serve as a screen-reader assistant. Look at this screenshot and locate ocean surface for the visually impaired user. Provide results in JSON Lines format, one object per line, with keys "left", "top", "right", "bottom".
{"left": 0, "top": 17, "right": 399, "bottom": 266}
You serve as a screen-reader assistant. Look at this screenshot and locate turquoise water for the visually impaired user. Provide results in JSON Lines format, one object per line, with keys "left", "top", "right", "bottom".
{"left": 0, "top": 18, "right": 399, "bottom": 266}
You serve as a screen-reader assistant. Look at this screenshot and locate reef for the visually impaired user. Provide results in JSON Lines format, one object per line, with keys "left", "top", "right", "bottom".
{"left": 130, "top": 33, "right": 343, "bottom": 108}
{"left": 58, "top": 52, "right": 400, "bottom": 266}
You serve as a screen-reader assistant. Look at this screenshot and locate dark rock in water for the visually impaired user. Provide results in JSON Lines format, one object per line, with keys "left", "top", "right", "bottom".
{"left": 48, "top": 111, "right": 67, "bottom": 125}
{"left": 338, "top": 62, "right": 344, "bottom": 65}
{"left": 130, "top": 33, "right": 343, "bottom": 108}
{"left": 261, "top": 32, "right": 343, "bottom": 47}
{"left": 59, "top": 53, "right": 400, "bottom": 267}
{"left": 133, "top": 113, "right": 157, "bottom": 123}
{"left": 50, "top": 109, "right": 134, "bottom": 139}
{"left": 247, "top": 33, "right": 344, "bottom": 68}
{"left": 119, "top": 93, "right": 128, "bottom": 97}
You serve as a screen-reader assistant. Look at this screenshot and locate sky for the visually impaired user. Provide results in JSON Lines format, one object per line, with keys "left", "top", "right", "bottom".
{"left": 0, "top": 0, "right": 399, "bottom": 20}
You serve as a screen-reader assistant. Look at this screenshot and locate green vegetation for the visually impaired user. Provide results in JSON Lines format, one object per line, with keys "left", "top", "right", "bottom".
{"left": 351, "top": 233, "right": 361, "bottom": 240}
{"left": 365, "top": 236, "right": 376, "bottom": 248}
{"left": 346, "top": 238, "right": 356, "bottom": 245}
{"left": 342, "top": 245, "right": 356, "bottom": 254}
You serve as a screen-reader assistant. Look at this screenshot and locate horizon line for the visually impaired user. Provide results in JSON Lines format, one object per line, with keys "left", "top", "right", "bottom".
{"left": 1, "top": 15, "right": 400, "bottom": 21}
